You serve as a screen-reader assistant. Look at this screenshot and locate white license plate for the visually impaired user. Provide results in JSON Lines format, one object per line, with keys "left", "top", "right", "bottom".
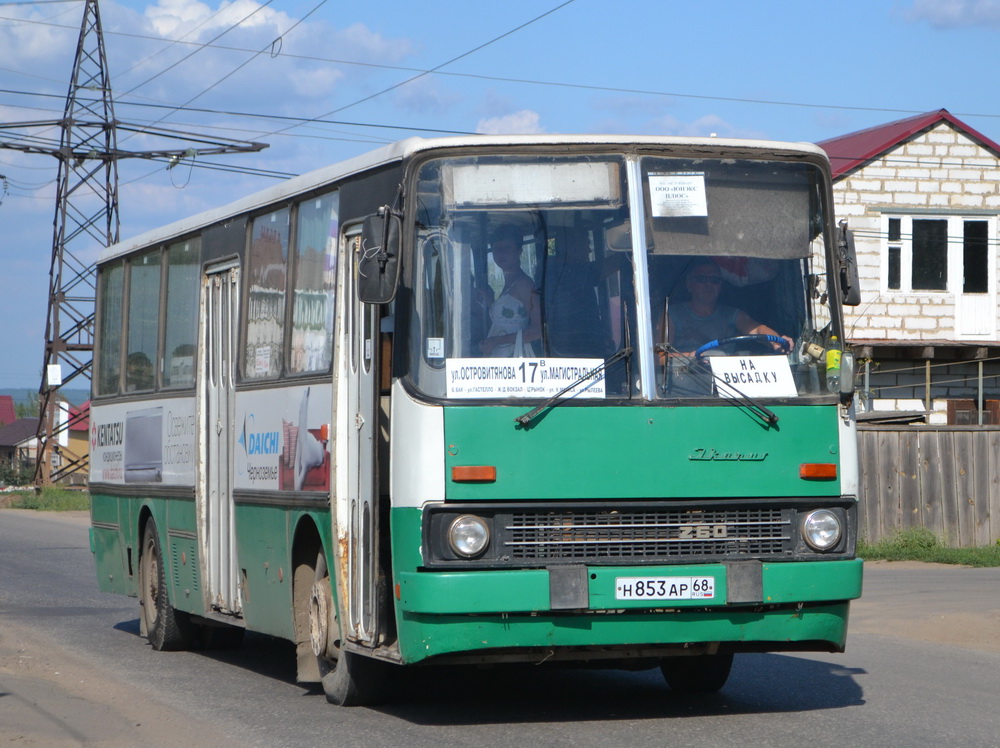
{"left": 615, "top": 576, "right": 715, "bottom": 601}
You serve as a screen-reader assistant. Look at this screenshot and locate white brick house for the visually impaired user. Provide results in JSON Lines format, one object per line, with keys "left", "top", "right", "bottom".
{"left": 819, "top": 109, "right": 1000, "bottom": 424}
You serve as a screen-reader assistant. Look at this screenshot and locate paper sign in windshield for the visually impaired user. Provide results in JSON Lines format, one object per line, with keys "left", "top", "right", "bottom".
{"left": 649, "top": 172, "right": 708, "bottom": 218}
{"left": 707, "top": 355, "right": 798, "bottom": 398}
{"left": 446, "top": 358, "right": 606, "bottom": 399}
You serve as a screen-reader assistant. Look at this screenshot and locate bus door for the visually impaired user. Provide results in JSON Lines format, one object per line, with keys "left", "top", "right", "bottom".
{"left": 342, "top": 229, "right": 379, "bottom": 645}
{"left": 199, "top": 260, "right": 242, "bottom": 616}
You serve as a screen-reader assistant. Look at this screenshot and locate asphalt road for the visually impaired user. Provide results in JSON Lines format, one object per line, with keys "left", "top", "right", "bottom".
{"left": 2, "top": 508, "right": 999, "bottom": 747}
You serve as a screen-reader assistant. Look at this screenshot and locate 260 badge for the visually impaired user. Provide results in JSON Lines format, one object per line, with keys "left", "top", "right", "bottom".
{"left": 615, "top": 576, "right": 715, "bottom": 601}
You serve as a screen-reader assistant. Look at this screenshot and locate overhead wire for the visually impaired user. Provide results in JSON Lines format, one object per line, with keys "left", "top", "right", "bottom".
{"left": 11, "top": 7, "right": 1000, "bottom": 124}
{"left": 261, "top": 0, "right": 581, "bottom": 138}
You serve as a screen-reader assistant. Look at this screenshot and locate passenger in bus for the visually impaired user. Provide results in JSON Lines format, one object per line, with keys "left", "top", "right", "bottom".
{"left": 126, "top": 351, "right": 154, "bottom": 391}
{"left": 544, "top": 227, "right": 615, "bottom": 358}
{"left": 662, "top": 260, "right": 793, "bottom": 355}
{"left": 478, "top": 225, "right": 541, "bottom": 357}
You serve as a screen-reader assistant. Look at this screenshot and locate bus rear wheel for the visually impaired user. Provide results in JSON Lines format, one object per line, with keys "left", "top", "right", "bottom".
{"left": 660, "top": 652, "right": 734, "bottom": 694}
{"left": 308, "top": 554, "right": 388, "bottom": 706}
{"left": 139, "top": 520, "right": 194, "bottom": 651}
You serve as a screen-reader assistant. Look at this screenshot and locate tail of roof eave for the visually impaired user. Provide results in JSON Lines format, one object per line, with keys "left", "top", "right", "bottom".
{"left": 818, "top": 108, "right": 1000, "bottom": 181}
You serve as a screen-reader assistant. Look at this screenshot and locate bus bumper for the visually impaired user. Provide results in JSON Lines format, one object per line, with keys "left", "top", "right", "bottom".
{"left": 394, "top": 558, "right": 862, "bottom": 663}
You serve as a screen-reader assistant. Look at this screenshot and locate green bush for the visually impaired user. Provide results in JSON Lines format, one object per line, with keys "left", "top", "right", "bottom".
{"left": 4, "top": 487, "right": 90, "bottom": 511}
{"left": 0, "top": 461, "right": 35, "bottom": 486}
{"left": 859, "top": 527, "right": 1000, "bottom": 567}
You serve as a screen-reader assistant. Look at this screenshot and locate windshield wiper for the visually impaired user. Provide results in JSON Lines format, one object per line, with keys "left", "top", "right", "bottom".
{"left": 655, "top": 343, "right": 779, "bottom": 427}
{"left": 514, "top": 346, "right": 633, "bottom": 427}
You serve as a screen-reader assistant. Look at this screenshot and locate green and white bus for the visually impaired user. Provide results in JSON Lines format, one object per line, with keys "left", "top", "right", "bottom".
{"left": 89, "top": 135, "right": 863, "bottom": 705}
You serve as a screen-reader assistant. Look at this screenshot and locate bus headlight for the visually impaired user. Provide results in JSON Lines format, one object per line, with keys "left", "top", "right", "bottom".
{"left": 802, "top": 509, "right": 842, "bottom": 551}
{"left": 448, "top": 515, "right": 490, "bottom": 558}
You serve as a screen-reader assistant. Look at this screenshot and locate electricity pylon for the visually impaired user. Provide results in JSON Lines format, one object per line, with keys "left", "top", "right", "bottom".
{"left": 0, "top": 0, "right": 266, "bottom": 484}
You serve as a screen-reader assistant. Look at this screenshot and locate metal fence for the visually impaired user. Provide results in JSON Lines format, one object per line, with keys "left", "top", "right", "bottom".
{"left": 858, "top": 425, "right": 1000, "bottom": 547}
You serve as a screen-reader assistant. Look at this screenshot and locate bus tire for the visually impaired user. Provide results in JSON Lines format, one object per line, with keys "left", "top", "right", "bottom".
{"left": 660, "top": 652, "right": 734, "bottom": 694}
{"left": 321, "top": 650, "right": 389, "bottom": 707}
{"left": 308, "top": 553, "right": 389, "bottom": 706}
{"left": 140, "top": 520, "right": 194, "bottom": 651}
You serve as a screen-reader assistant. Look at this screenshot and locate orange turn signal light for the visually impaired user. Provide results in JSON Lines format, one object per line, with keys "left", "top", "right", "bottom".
{"left": 451, "top": 465, "right": 497, "bottom": 483}
{"left": 800, "top": 463, "right": 837, "bottom": 480}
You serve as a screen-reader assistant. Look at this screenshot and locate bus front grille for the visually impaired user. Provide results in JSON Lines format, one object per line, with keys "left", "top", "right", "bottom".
{"left": 504, "top": 507, "right": 792, "bottom": 561}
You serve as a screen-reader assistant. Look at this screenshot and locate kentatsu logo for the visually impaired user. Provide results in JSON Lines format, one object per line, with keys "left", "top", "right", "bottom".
{"left": 688, "top": 448, "right": 767, "bottom": 462}
{"left": 92, "top": 421, "right": 124, "bottom": 448}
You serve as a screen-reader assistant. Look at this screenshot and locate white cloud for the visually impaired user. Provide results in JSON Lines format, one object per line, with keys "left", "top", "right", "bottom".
{"left": 333, "top": 22, "right": 415, "bottom": 63}
{"left": 145, "top": 0, "right": 289, "bottom": 38}
{"left": 903, "top": 0, "right": 1000, "bottom": 28}
{"left": 476, "top": 110, "right": 545, "bottom": 135}
{"left": 648, "top": 113, "right": 767, "bottom": 140}
{"left": 288, "top": 66, "right": 345, "bottom": 98}
{"left": 391, "top": 77, "right": 460, "bottom": 115}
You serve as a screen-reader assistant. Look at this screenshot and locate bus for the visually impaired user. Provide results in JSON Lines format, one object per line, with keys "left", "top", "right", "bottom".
{"left": 89, "top": 135, "right": 863, "bottom": 705}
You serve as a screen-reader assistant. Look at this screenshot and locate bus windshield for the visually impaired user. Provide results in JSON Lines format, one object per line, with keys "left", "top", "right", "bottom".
{"left": 405, "top": 151, "right": 836, "bottom": 402}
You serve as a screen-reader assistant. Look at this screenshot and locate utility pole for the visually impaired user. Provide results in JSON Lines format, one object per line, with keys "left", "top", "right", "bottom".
{"left": 0, "top": 0, "right": 266, "bottom": 484}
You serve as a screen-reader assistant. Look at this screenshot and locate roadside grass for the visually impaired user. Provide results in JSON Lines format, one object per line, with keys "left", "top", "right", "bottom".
{"left": 859, "top": 526, "right": 1000, "bottom": 567}
{"left": 1, "top": 487, "right": 90, "bottom": 512}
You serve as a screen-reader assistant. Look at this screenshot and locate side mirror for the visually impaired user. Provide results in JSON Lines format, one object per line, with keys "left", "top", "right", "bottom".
{"left": 839, "top": 349, "right": 856, "bottom": 400}
{"left": 357, "top": 209, "right": 402, "bottom": 304}
{"left": 837, "top": 220, "right": 861, "bottom": 306}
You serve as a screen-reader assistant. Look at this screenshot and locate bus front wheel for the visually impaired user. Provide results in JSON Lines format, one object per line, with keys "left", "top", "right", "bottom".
{"left": 309, "top": 554, "right": 388, "bottom": 706}
{"left": 139, "top": 520, "right": 194, "bottom": 651}
{"left": 660, "top": 652, "right": 734, "bottom": 694}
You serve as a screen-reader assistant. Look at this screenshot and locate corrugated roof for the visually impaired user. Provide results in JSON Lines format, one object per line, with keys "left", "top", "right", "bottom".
{"left": 0, "top": 417, "right": 39, "bottom": 448}
{"left": 818, "top": 108, "right": 1000, "bottom": 179}
{"left": 69, "top": 401, "right": 90, "bottom": 432}
{"left": 0, "top": 396, "right": 16, "bottom": 426}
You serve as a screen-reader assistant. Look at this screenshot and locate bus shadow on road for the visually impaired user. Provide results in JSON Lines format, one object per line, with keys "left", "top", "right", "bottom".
{"left": 113, "top": 620, "right": 865, "bottom": 722}
{"left": 378, "top": 653, "right": 865, "bottom": 725}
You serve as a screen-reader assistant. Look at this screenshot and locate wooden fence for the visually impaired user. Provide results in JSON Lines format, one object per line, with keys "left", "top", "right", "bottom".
{"left": 858, "top": 426, "right": 1000, "bottom": 547}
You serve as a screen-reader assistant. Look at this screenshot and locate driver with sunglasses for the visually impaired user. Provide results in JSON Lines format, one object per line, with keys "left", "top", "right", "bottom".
{"left": 665, "top": 260, "right": 793, "bottom": 355}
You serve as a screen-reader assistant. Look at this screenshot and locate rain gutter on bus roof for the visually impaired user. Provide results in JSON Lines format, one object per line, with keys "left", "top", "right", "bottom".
{"left": 98, "top": 134, "right": 830, "bottom": 265}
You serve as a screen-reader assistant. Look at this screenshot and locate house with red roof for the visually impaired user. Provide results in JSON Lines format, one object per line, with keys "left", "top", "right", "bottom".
{"left": 819, "top": 109, "right": 1000, "bottom": 424}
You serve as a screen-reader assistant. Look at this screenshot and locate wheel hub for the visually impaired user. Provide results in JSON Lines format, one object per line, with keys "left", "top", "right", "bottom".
{"left": 308, "top": 579, "right": 335, "bottom": 658}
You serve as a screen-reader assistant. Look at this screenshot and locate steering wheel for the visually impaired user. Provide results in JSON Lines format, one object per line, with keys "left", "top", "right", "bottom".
{"left": 694, "top": 334, "right": 791, "bottom": 359}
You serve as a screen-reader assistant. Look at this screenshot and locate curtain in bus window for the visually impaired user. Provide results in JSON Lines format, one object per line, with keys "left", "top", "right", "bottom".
{"left": 163, "top": 238, "right": 201, "bottom": 387}
{"left": 245, "top": 208, "right": 289, "bottom": 379}
{"left": 291, "top": 192, "right": 339, "bottom": 374}
{"left": 126, "top": 250, "right": 161, "bottom": 392}
{"left": 97, "top": 263, "right": 124, "bottom": 396}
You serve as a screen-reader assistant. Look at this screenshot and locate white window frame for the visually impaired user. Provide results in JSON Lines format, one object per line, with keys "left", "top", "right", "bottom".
{"left": 882, "top": 213, "right": 996, "bottom": 295}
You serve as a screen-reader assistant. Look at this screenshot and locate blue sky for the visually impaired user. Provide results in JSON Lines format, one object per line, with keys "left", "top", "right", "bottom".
{"left": 2, "top": 0, "right": 1000, "bottom": 389}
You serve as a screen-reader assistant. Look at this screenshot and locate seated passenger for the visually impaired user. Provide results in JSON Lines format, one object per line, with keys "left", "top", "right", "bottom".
{"left": 544, "top": 228, "right": 615, "bottom": 358}
{"left": 478, "top": 225, "right": 541, "bottom": 357}
{"left": 664, "top": 260, "right": 793, "bottom": 355}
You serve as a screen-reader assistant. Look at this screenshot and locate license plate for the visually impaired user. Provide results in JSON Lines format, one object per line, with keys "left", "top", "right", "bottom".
{"left": 615, "top": 576, "right": 715, "bottom": 601}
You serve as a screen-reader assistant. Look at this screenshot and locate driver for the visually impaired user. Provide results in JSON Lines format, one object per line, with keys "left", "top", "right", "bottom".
{"left": 664, "top": 260, "right": 793, "bottom": 355}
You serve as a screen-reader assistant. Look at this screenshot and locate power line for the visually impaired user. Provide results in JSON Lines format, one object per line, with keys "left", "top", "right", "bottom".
{"left": 267, "top": 0, "right": 581, "bottom": 135}
{"left": 120, "top": 0, "right": 280, "bottom": 97}
{"left": 13, "top": 6, "right": 1000, "bottom": 123}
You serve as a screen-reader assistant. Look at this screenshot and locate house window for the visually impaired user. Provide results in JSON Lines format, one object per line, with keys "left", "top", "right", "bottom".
{"left": 887, "top": 217, "right": 901, "bottom": 290}
{"left": 883, "top": 215, "right": 994, "bottom": 293}
{"left": 911, "top": 219, "right": 947, "bottom": 291}
{"left": 964, "top": 221, "right": 988, "bottom": 293}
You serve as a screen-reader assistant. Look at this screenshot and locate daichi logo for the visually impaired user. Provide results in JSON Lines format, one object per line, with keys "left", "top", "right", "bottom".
{"left": 238, "top": 413, "right": 280, "bottom": 456}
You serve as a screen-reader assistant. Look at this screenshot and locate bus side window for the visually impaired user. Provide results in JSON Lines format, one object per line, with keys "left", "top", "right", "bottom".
{"left": 290, "top": 192, "right": 339, "bottom": 375}
{"left": 244, "top": 208, "right": 290, "bottom": 380}
{"left": 163, "top": 238, "right": 200, "bottom": 388}
{"left": 96, "top": 262, "right": 125, "bottom": 396}
{"left": 125, "top": 249, "right": 161, "bottom": 392}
